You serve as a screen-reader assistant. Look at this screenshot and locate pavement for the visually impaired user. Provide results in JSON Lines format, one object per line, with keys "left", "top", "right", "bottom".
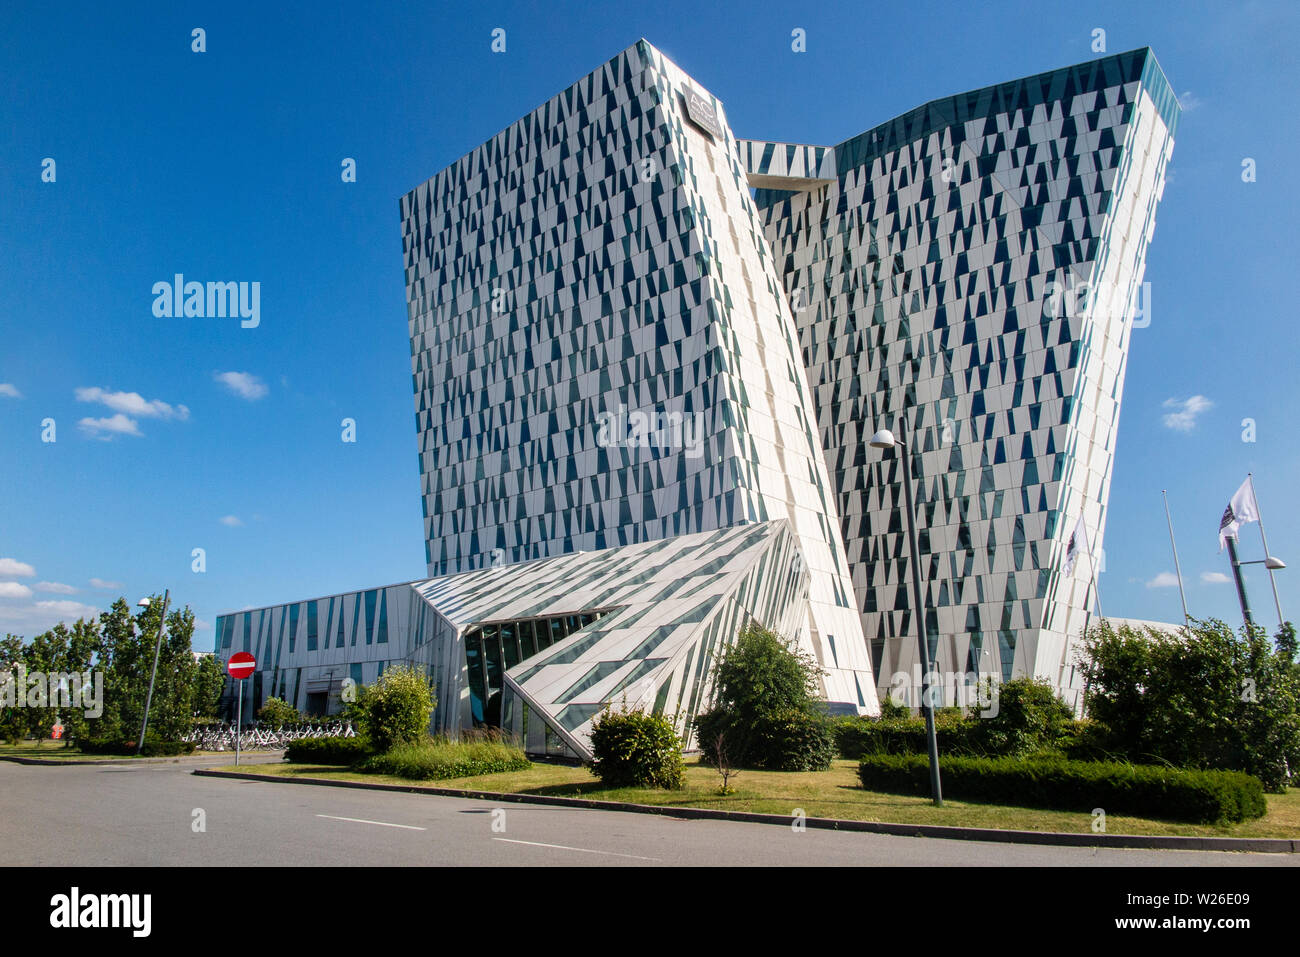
{"left": 1, "top": 759, "right": 1297, "bottom": 866}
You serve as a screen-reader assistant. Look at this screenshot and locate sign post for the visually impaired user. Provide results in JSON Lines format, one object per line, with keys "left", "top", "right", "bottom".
{"left": 226, "top": 652, "right": 256, "bottom": 766}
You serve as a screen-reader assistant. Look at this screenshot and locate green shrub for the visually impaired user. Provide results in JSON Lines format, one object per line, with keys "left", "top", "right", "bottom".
{"left": 355, "top": 664, "right": 436, "bottom": 752}
{"left": 1080, "top": 618, "right": 1300, "bottom": 791}
{"left": 966, "top": 677, "right": 1075, "bottom": 757}
{"left": 695, "top": 624, "right": 833, "bottom": 771}
{"left": 79, "top": 735, "right": 197, "bottom": 756}
{"left": 833, "top": 710, "right": 972, "bottom": 759}
{"left": 256, "top": 696, "right": 302, "bottom": 725}
{"left": 587, "top": 706, "right": 685, "bottom": 789}
{"left": 284, "top": 735, "right": 373, "bottom": 765}
{"left": 857, "top": 754, "right": 1267, "bottom": 824}
{"left": 748, "top": 708, "right": 836, "bottom": 771}
{"left": 358, "top": 736, "right": 530, "bottom": 780}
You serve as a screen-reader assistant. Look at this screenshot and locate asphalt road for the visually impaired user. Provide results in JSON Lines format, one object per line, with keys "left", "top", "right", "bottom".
{"left": 0, "top": 759, "right": 1295, "bottom": 866}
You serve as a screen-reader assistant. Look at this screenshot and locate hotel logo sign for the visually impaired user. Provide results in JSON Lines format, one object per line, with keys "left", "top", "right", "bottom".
{"left": 683, "top": 87, "right": 722, "bottom": 141}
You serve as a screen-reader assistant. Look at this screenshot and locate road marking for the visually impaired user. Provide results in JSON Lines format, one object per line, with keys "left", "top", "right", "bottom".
{"left": 492, "top": 837, "right": 659, "bottom": 861}
{"left": 316, "top": 814, "right": 426, "bottom": 831}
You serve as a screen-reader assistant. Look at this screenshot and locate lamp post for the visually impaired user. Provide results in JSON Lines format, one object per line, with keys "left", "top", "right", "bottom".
{"left": 1226, "top": 544, "right": 1286, "bottom": 632}
{"left": 136, "top": 589, "right": 170, "bottom": 754}
{"left": 871, "top": 418, "right": 942, "bottom": 805}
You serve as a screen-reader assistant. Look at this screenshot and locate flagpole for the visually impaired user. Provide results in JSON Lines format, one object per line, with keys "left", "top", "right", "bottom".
{"left": 1247, "top": 473, "right": 1285, "bottom": 630}
{"left": 1162, "top": 489, "right": 1191, "bottom": 629}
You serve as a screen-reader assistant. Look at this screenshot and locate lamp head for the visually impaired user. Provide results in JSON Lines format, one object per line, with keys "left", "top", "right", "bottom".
{"left": 136, "top": 598, "right": 151, "bottom": 608}
{"left": 1265, "top": 557, "right": 1287, "bottom": 570}
{"left": 869, "top": 429, "right": 895, "bottom": 450}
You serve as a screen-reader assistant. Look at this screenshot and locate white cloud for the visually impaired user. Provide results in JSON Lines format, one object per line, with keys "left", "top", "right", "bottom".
{"left": 0, "top": 599, "right": 103, "bottom": 636}
{"left": 34, "top": 581, "right": 78, "bottom": 595}
{"left": 88, "top": 578, "right": 123, "bottom": 590}
{"left": 0, "top": 383, "right": 21, "bottom": 398}
{"left": 76, "top": 386, "right": 189, "bottom": 420}
{"left": 214, "top": 371, "right": 268, "bottom": 400}
{"left": 1178, "top": 90, "right": 1203, "bottom": 112}
{"left": 0, "top": 582, "right": 33, "bottom": 599}
{"left": 0, "top": 558, "right": 36, "bottom": 578}
{"left": 78, "top": 414, "right": 143, "bottom": 440}
{"left": 1146, "top": 571, "right": 1182, "bottom": 589}
{"left": 219, "top": 515, "right": 244, "bottom": 527}
{"left": 1201, "top": 571, "right": 1233, "bottom": 584}
{"left": 1162, "top": 395, "right": 1213, "bottom": 432}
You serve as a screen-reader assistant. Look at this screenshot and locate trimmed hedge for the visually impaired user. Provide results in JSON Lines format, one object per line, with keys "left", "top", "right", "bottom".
{"left": 857, "top": 754, "right": 1267, "bottom": 824}
{"left": 284, "top": 735, "right": 373, "bottom": 765}
{"left": 834, "top": 713, "right": 974, "bottom": 759}
{"left": 358, "top": 738, "right": 530, "bottom": 780}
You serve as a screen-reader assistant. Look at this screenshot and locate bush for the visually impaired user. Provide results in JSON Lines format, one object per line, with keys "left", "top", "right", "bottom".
{"left": 833, "top": 710, "right": 973, "bottom": 759}
{"left": 257, "top": 696, "right": 301, "bottom": 726}
{"left": 587, "top": 706, "right": 685, "bottom": 789}
{"left": 857, "top": 754, "right": 1267, "bottom": 825}
{"left": 834, "top": 677, "right": 1079, "bottom": 760}
{"left": 358, "top": 736, "right": 530, "bottom": 780}
{"left": 284, "top": 735, "right": 373, "bottom": 765}
{"left": 694, "top": 624, "right": 833, "bottom": 772}
{"left": 748, "top": 708, "right": 836, "bottom": 771}
{"left": 1080, "top": 618, "right": 1300, "bottom": 791}
{"left": 79, "top": 735, "right": 197, "bottom": 756}
{"left": 355, "top": 664, "right": 436, "bottom": 753}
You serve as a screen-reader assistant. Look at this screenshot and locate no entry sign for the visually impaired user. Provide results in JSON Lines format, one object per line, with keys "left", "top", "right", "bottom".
{"left": 227, "top": 652, "right": 256, "bottom": 680}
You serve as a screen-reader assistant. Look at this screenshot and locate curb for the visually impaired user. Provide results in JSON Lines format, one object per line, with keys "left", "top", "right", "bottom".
{"left": 2, "top": 751, "right": 284, "bottom": 767}
{"left": 191, "top": 768, "right": 1299, "bottom": 854}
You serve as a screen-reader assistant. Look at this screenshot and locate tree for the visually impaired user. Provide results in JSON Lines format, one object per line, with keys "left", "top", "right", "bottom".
{"left": 355, "top": 664, "right": 435, "bottom": 752}
{"left": 257, "top": 696, "right": 301, "bottom": 726}
{"left": 193, "top": 655, "right": 226, "bottom": 718}
{"left": 1276, "top": 621, "right": 1297, "bottom": 661}
{"left": 1079, "top": 618, "right": 1300, "bottom": 790}
{"left": 693, "top": 624, "right": 835, "bottom": 771}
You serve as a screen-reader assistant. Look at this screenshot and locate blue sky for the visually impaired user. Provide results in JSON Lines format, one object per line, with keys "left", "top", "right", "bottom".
{"left": 1, "top": 0, "right": 1296, "bottom": 648}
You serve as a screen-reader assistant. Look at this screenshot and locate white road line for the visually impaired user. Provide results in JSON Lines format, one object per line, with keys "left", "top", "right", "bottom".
{"left": 316, "top": 814, "right": 426, "bottom": 831}
{"left": 492, "top": 837, "right": 660, "bottom": 861}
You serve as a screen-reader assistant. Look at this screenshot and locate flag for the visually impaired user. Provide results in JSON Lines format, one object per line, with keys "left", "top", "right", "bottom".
{"left": 1063, "top": 514, "right": 1088, "bottom": 577}
{"left": 1218, "top": 477, "right": 1259, "bottom": 550}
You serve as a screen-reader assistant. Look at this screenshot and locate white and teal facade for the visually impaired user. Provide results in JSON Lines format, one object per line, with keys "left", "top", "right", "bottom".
{"left": 217, "top": 41, "right": 1178, "bottom": 751}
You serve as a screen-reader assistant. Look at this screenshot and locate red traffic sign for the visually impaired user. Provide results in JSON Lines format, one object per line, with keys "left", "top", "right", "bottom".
{"left": 227, "top": 652, "right": 257, "bottom": 680}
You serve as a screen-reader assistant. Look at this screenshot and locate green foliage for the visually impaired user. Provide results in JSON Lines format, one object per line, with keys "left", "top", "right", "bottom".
{"left": 358, "top": 735, "right": 530, "bottom": 780}
{"left": 857, "top": 753, "right": 1267, "bottom": 825}
{"left": 835, "top": 677, "right": 1080, "bottom": 761}
{"left": 257, "top": 696, "right": 301, "bottom": 726}
{"left": 587, "top": 705, "right": 686, "bottom": 789}
{"left": 354, "top": 664, "right": 436, "bottom": 752}
{"left": 834, "top": 709, "right": 972, "bottom": 759}
{"left": 193, "top": 655, "right": 226, "bottom": 718}
{"left": 80, "top": 735, "right": 198, "bottom": 757}
{"left": 284, "top": 735, "right": 373, "bottom": 765}
{"left": 1080, "top": 618, "right": 1300, "bottom": 791}
{"left": 1276, "top": 621, "right": 1298, "bottom": 661}
{"left": 694, "top": 624, "right": 834, "bottom": 772}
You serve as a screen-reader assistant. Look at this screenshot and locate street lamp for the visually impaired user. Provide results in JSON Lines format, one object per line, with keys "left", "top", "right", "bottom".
{"left": 1225, "top": 537, "right": 1286, "bottom": 632}
{"left": 870, "top": 419, "right": 943, "bottom": 806}
{"left": 136, "top": 590, "right": 170, "bottom": 754}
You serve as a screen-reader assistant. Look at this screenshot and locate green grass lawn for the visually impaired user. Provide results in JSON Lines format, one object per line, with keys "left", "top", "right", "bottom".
{"left": 213, "top": 756, "right": 1300, "bottom": 839}
{"left": 0, "top": 740, "right": 127, "bottom": 761}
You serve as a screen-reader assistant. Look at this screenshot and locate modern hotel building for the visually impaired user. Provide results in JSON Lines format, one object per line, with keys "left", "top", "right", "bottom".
{"left": 217, "top": 40, "right": 1178, "bottom": 755}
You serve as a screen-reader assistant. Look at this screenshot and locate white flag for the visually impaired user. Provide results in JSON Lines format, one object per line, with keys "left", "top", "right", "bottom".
{"left": 1063, "top": 514, "right": 1088, "bottom": 577}
{"left": 1218, "top": 477, "right": 1259, "bottom": 550}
